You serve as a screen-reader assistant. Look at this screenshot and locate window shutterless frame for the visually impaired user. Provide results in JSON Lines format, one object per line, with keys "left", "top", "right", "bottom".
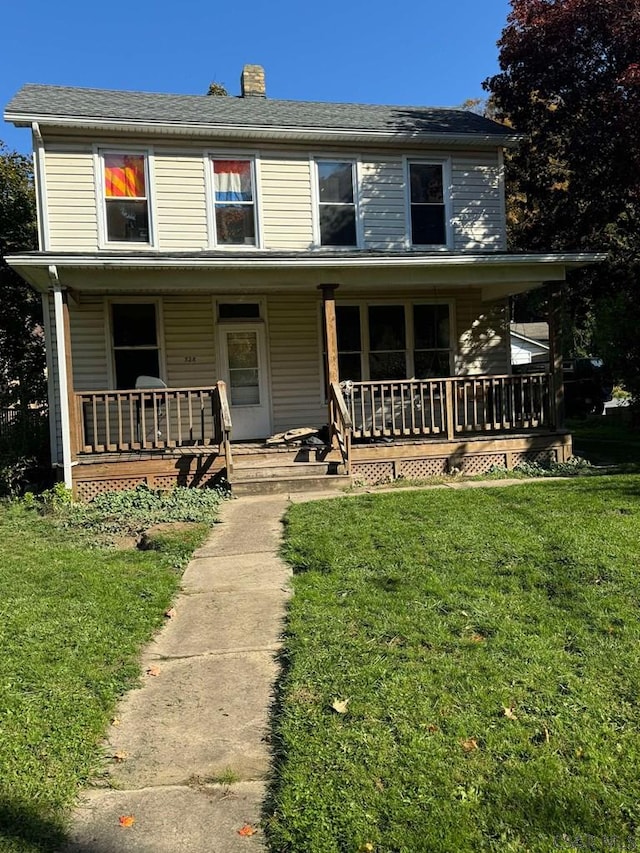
{"left": 312, "top": 157, "right": 362, "bottom": 248}
{"left": 318, "top": 298, "right": 456, "bottom": 399}
{"left": 208, "top": 155, "right": 260, "bottom": 248}
{"left": 105, "top": 297, "right": 165, "bottom": 389}
{"left": 404, "top": 157, "right": 452, "bottom": 249}
{"left": 95, "top": 147, "right": 155, "bottom": 248}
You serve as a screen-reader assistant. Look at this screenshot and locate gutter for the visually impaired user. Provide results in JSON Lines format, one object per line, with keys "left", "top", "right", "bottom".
{"left": 4, "top": 113, "right": 523, "bottom": 148}
{"left": 7, "top": 251, "right": 608, "bottom": 271}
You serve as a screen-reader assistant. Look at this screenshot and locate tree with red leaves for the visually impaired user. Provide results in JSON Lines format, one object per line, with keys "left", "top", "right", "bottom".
{"left": 485, "top": 0, "right": 640, "bottom": 396}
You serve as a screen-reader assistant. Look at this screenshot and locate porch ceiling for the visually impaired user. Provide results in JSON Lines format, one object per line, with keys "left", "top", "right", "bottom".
{"left": 8, "top": 250, "right": 605, "bottom": 301}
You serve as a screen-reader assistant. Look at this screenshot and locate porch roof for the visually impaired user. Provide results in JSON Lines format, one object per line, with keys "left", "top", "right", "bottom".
{"left": 8, "top": 250, "right": 606, "bottom": 299}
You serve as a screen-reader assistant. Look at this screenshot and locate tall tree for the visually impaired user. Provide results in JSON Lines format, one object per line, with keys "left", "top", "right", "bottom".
{"left": 484, "top": 0, "right": 640, "bottom": 394}
{"left": 0, "top": 142, "right": 46, "bottom": 407}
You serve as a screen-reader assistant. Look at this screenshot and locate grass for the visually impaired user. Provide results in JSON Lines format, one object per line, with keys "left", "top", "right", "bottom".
{"left": 569, "top": 415, "right": 640, "bottom": 467}
{"left": 0, "top": 496, "right": 214, "bottom": 853}
{"left": 269, "top": 476, "right": 640, "bottom": 852}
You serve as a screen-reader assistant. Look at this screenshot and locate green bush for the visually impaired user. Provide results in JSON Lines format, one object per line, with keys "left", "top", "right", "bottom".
{"left": 31, "top": 482, "right": 227, "bottom": 543}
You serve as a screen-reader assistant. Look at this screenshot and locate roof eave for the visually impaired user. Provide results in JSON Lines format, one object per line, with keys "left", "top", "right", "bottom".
{"left": 7, "top": 251, "right": 607, "bottom": 270}
{"left": 3, "top": 112, "right": 523, "bottom": 148}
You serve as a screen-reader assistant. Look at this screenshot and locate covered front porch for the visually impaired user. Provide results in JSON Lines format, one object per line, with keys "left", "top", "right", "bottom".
{"left": 69, "top": 369, "right": 570, "bottom": 499}
{"left": 6, "top": 248, "right": 596, "bottom": 499}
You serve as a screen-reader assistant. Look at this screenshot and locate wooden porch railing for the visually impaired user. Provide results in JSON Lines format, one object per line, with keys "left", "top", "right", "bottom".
{"left": 343, "top": 373, "right": 551, "bottom": 439}
{"left": 75, "top": 383, "right": 233, "bottom": 472}
{"left": 329, "top": 381, "right": 352, "bottom": 474}
{"left": 214, "top": 380, "right": 233, "bottom": 475}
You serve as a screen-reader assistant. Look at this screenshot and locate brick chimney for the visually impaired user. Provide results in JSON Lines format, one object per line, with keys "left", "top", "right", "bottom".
{"left": 241, "top": 65, "right": 266, "bottom": 98}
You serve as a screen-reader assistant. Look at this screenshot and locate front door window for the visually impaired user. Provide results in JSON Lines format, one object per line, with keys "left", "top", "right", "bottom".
{"left": 226, "top": 331, "right": 260, "bottom": 406}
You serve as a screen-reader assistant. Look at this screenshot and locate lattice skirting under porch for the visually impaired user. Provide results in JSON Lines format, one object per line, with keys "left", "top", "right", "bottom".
{"left": 72, "top": 453, "right": 225, "bottom": 502}
{"left": 351, "top": 447, "right": 562, "bottom": 486}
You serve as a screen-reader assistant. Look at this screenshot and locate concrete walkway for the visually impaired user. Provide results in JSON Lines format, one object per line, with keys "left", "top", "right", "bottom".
{"left": 64, "top": 495, "right": 291, "bottom": 852}
{"left": 63, "top": 476, "right": 556, "bottom": 851}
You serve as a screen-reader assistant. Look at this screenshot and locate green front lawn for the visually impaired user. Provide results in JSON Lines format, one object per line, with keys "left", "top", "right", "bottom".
{"left": 0, "top": 498, "right": 213, "bottom": 853}
{"left": 270, "top": 477, "right": 640, "bottom": 852}
{"left": 569, "top": 415, "right": 640, "bottom": 466}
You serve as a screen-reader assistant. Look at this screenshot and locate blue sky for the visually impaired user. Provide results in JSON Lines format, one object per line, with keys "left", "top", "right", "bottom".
{"left": 2, "top": 0, "right": 511, "bottom": 154}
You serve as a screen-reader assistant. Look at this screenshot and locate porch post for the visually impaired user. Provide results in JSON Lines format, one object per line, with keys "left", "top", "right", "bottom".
{"left": 319, "top": 283, "right": 340, "bottom": 388}
{"left": 50, "top": 267, "right": 76, "bottom": 489}
{"left": 319, "top": 283, "right": 340, "bottom": 447}
{"left": 548, "top": 285, "right": 565, "bottom": 430}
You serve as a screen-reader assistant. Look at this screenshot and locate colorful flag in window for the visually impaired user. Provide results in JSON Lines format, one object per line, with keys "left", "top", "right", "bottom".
{"left": 105, "top": 154, "right": 146, "bottom": 198}
{"left": 214, "top": 160, "right": 252, "bottom": 202}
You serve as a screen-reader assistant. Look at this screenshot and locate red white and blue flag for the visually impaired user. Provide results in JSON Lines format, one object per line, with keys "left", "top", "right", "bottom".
{"left": 214, "top": 160, "right": 252, "bottom": 202}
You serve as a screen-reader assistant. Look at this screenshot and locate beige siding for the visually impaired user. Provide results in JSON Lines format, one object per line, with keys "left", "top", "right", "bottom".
{"left": 163, "top": 297, "right": 217, "bottom": 386}
{"left": 154, "top": 155, "right": 209, "bottom": 250}
{"left": 42, "top": 138, "right": 507, "bottom": 253}
{"left": 451, "top": 152, "right": 506, "bottom": 251}
{"left": 456, "top": 291, "right": 509, "bottom": 374}
{"left": 69, "top": 296, "right": 217, "bottom": 390}
{"left": 45, "top": 147, "right": 98, "bottom": 251}
{"left": 70, "top": 297, "right": 109, "bottom": 390}
{"left": 260, "top": 157, "right": 313, "bottom": 249}
{"left": 360, "top": 158, "right": 407, "bottom": 250}
{"left": 267, "top": 293, "right": 326, "bottom": 432}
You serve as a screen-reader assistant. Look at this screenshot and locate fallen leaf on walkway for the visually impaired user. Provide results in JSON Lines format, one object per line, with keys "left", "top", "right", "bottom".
{"left": 331, "top": 698, "right": 350, "bottom": 714}
{"left": 118, "top": 815, "right": 135, "bottom": 827}
{"left": 237, "top": 824, "right": 257, "bottom": 837}
{"left": 146, "top": 666, "right": 161, "bottom": 677}
{"left": 461, "top": 737, "right": 479, "bottom": 752}
{"left": 112, "top": 751, "right": 128, "bottom": 763}
{"left": 164, "top": 607, "right": 176, "bottom": 619}
{"left": 111, "top": 717, "right": 121, "bottom": 726}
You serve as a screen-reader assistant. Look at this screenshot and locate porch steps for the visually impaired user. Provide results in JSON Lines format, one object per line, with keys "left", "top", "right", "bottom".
{"left": 229, "top": 447, "right": 351, "bottom": 496}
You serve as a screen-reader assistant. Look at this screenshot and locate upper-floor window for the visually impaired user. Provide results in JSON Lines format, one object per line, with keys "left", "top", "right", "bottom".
{"left": 212, "top": 158, "right": 257, "bottom": 246}
{"left": 408, "top": 162, "right": 447, "bottom": 247}
{"left": 103, "top": 153, "right": 151, "bottom": 244}
{"left": 316, "top": 160, "right": 358, "bottom": 247}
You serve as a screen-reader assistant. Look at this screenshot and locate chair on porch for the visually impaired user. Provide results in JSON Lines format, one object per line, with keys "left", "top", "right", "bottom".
{"left": 135, "top": 375, "right": 167, "bottom": 444}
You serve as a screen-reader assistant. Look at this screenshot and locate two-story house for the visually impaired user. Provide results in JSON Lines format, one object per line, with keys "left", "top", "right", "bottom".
{"left": 4, "top": 66, "right": 602, "bottom": 498}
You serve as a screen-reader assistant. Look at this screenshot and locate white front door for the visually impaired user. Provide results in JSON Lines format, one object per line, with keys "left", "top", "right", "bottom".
{"left": 218, "top": 323, "right": 271, "bottom": 440}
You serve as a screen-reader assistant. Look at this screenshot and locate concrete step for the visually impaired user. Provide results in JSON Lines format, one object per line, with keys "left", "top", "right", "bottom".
{"left": 232, "top": 461, "right": 344, "bottom": 480}
{"left": 230, "top": 474, "right": 351, "bottom": 497}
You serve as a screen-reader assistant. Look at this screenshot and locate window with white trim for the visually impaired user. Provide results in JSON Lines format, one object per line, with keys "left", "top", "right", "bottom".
{"left": 316, "top": 160, "right": 358, "bottom": 246}
{"left": 211, "top": 158, "right": 257, "bottom": 246}
{"left": 102, "top": 152, "right": 151, "bottom": 243}
{"left": 408, "top": 162, "right": 447, "bottom": 246}
{"left": 331, "top": 302, "right": 452, "bottom": 382}
{"left": 111, "top": 303, "right": 161, "bottom": 390}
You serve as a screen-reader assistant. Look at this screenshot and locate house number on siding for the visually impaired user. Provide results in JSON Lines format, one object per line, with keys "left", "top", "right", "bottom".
{"left": 184, "top": 356, "right": 197, "bottom": 363}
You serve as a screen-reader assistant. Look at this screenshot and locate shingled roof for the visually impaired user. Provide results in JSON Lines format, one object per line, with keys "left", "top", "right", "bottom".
{"left": 5, "top": 83, "right": 517, "bottom": 143}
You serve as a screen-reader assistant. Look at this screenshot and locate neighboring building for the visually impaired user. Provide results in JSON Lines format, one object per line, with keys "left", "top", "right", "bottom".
{"left": 510, "top": 322, "right": 550, "bottom": 367}
{"left": 4, "top": 66, "right": 603, "bottom": 497}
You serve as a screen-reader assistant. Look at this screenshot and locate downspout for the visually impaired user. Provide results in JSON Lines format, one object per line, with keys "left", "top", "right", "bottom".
{"left": 49, "top": 266, "right": 73, "bottom": 489}
{"left": 31, "top": 123, "right": 50, "bottom": 251}
{"left": 40, "top": 293, "right": 59, "bottom": 465}
{"left": 34, "top": 125, "right": 60, "bottom": 465}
